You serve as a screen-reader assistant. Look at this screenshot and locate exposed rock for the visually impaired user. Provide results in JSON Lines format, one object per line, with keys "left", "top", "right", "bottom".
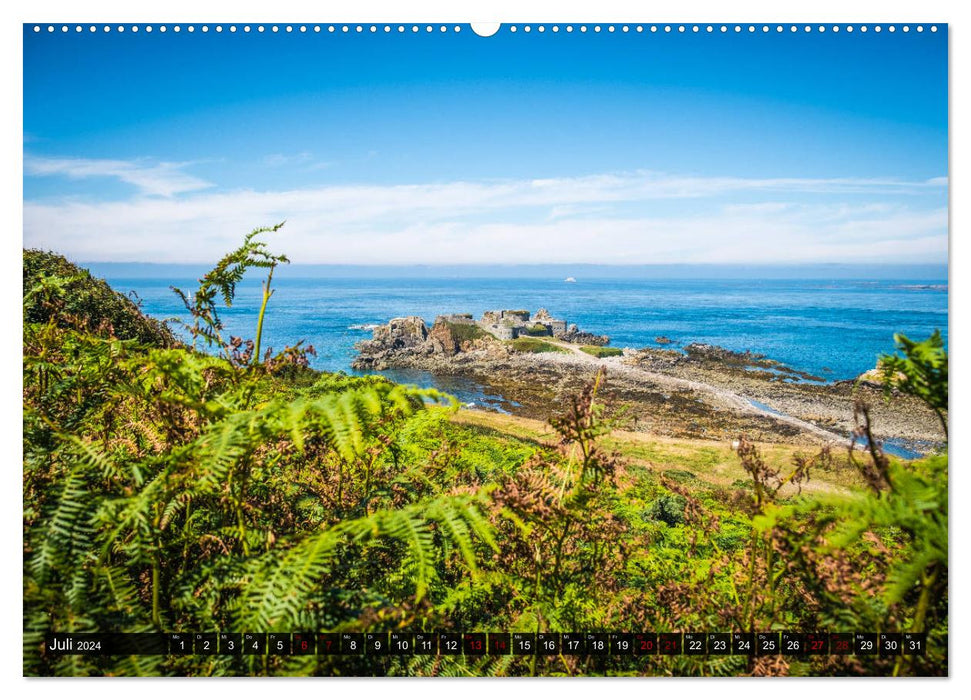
{"left": 629, "top": 344, "right": 823, "bottom": 383}
{"left": 428, "top": 318, "right": 461, "bottom": 355}
{"left": 655, "top": 336, "right": 673, "bottom": 345}
{"left": 557, "top": 329, "right": 610, "bottom": 346}
{"left": 353, "top": 316, "right": 430, "bottom": 369}
{"left": 628, "top": 347, "right": 689, "bottom": 371}
{"left": 481, "top": 339, "right": 513, "bottom": 360}
{"left": 839, "top": 365, "right": 906, "bottom": 392}
{"left": 847, "top": 369, "right": 887, "bottom": 391}
{"left": 376, "top": 316, "right": 427, "bottom": 347}
{"left": 684, "top": 343, "right": 770, "bottom": 366}
{"left": 356, "top": 308, "right": 605, "bottom": 367}
{"left": 352, "top": 314, "right": 945, "bottom": 450}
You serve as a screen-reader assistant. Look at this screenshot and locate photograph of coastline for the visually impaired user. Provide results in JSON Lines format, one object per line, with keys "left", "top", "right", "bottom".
{"left": 23, "top": 22, "right": 947, "bottom": 677}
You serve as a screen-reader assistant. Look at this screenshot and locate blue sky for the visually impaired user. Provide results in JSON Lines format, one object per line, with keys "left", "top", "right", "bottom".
{"left": 23, "top": 24, "right": 948, "bottom": 264}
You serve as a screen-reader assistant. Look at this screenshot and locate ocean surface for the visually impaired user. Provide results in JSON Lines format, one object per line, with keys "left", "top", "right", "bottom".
{"left": 91, "top": 270, "right": 948, "bottom": 398}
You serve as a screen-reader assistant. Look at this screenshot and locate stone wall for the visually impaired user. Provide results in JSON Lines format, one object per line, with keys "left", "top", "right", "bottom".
{"left": 483, "top": 323, "right": 515, "bottom": 340}
{"left": 438, "top": 313, "right": 475, "bottom": 325}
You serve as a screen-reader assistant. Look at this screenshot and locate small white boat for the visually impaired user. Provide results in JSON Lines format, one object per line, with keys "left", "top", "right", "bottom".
{"left": 564, "top": 277, "right": 577, "bottom": 283}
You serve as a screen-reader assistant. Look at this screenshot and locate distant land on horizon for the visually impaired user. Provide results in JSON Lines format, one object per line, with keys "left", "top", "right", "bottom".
{"left": 82, "top": 261, "right": 949, "bottom": 281}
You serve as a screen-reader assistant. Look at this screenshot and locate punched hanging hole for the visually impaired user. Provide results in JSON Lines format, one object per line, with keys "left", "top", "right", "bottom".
{"left": 471, "top": 23, "right": 500, "bottom": 37}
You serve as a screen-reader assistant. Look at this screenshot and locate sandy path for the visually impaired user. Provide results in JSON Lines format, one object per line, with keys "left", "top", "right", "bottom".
{"left": 545, "top": 340, "right": 849, "bottom": 447}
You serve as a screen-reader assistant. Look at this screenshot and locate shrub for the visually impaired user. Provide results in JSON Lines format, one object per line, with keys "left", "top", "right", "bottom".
{"left": 879, "top": 330, "right": 948, "bottom": 437}
{"left": 664, "top": 469, "right": 697, "bottom": 483}
{"left": 647, "top": 494, "right": 687, "bottom": 526}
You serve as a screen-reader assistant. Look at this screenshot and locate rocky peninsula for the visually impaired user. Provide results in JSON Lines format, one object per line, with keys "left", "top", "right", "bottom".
{"left": 353, "top": 309, "right": 945, "bottom": 455}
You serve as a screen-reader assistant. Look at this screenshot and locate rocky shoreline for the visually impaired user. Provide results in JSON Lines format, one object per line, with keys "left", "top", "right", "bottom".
{"left": 353, "top": 312, "right": 946, "bottom": 454}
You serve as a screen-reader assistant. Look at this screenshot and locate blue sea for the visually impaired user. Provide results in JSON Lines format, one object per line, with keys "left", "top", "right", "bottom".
{"left": 89, "top": 268, "right": 948, "bottom": 398}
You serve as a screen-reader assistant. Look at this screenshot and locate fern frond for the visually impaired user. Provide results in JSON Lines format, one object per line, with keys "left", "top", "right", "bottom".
{"left": 29, "top": 463, "right": 93, "bottom": 583}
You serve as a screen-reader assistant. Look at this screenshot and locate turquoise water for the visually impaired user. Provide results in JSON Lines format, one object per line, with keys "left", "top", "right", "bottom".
{"left": 96, "top": 273, "right": 947, "bottom": 383}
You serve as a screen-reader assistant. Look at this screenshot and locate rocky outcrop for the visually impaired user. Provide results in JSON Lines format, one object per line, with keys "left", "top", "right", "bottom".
{"left": 557, "top": 329, "right": 609, "bottom": 346}
{"left": 632, "top": 343, "right": 823, "bottom": 383}
{"left": 840, "top": 365, "right": 905, "bottom": 391}
{"left": 354, "top": 309, "right": 608, "bottom": 369}
{"left": 353, "top": 315, "right": 509, "bottom": 369}
{"left": 683, "top": 343, "right": 770, "bottom": 366}
{"left": 353, "top": 316, "right": 430, "bottom": 369}
{"left": 352, "top": 316, "right": 944, "bottom": 450}
{"left": 376, "top": 316, "right": 427, "bottom": 347}
{"left": 428, "top": 318, "right": 462, "bottom": 355}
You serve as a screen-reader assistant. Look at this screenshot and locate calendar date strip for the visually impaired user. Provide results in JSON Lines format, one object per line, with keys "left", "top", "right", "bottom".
{"left": 44, "top": 631, "right": 927, "bottom": 657}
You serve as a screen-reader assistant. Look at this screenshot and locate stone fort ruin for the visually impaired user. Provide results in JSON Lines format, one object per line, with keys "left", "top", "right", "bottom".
{"left": 353, "top": 308, "right": 611, "bottom": 369}
{"left": 441, "top": 308, "right": 571, "bottom": 340}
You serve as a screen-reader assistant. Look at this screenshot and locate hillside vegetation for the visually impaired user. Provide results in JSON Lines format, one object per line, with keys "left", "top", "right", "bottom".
{"left": 24, "top": 249, "right": 178, "bottom": 348}
{"left": 22, "top": 228, "right": 948, "bottom": 676}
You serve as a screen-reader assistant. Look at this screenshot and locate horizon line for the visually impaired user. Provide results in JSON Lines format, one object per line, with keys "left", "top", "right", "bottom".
{"left": 79, "top": 261, "right": 949, "bottom": 268}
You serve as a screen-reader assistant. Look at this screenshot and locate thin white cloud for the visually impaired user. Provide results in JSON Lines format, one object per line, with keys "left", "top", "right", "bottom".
{"left": 24, "top": 155, "right": 212, "bottom": 197}
{"left": 262, "top": 152, "right": 313, "bottom": 168}
{"left": 22, "top": 169, "right": 948, "bottom": 264}
{"left": 547, "top": 203, "right": 613, "bottom": 220}
{"left": 261, "top": 152, "right": 335, "bottom": 171}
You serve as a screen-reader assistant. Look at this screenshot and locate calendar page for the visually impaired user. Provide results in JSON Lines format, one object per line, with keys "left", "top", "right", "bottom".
{"left": 23, "top": 19, "right": 948, "bottom": 678}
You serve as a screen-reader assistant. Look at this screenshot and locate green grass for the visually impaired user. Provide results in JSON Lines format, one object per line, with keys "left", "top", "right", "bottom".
{"left": 509, "top": 337, "right": 567, "bottom": 354}
{"left": 522, "top": 323, "right": 552, "bottom": 336}
{"left": 454, "top": 409, "right": 862, "bottom": 497}
{"left": 579, "top": 345, "right": 623, "bottom": 358}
